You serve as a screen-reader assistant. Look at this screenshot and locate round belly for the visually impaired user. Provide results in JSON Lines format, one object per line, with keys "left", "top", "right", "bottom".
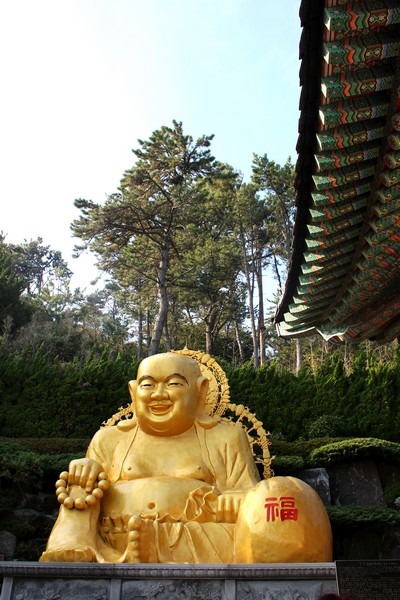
{"left": 101, "top": 476, "right": 216, "bottom": 520}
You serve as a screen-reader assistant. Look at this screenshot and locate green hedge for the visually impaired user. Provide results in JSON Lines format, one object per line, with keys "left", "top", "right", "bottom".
{"left": 2, "top": 344, "right": 400, "bottom": 441}
{"left": 0, "top": 345, "right": 138, "bottom": 438}
{"left": 228, "top": 349, "right": 400, "bottom": 442}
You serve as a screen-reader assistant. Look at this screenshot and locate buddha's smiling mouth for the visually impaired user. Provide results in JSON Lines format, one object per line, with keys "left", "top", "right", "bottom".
{"left": 148, "top": 401, "right": 173, "bottom": 415}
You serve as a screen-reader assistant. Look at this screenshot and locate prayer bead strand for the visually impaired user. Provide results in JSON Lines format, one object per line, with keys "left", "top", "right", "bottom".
{"left": 55, "top": 470, "right": 109, "bottom": 509}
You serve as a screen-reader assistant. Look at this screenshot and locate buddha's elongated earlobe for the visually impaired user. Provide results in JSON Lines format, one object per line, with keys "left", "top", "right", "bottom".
{"left": 195, "top": 375, "right": 219, "bottom": 429}
{"left": 128, "top": 380, "right": 137, "bottom": 404}
{"left": 196, "top": 376, "right": 209, "bottom": 412}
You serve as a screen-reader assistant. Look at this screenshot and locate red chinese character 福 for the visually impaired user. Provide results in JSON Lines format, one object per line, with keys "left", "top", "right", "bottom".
{"left": 279, "top": 496, "right": 298, "bottom": 521}
{"left": 264, "top": 497, "right": 279, "bottom": 522}
{"left": 264, "top": 496, "right": 299, "bottom": 522}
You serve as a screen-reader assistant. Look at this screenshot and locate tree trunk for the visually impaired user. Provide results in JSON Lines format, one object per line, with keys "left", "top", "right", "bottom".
{"left": 256, "top": 256, "right": 266, "bottom": 366}
{"left": 272, "top": 254, "right": 283, "bottom": 295}
{"left": 164, "top": 322, "right": 171, "bottom": 351}
{"left": 259, "top": 327, "right": 266, "bottom": 365}
{"left": 204, "top": 308, "right": 218, "bottom": 355}
{"left": 234, "top": 320, "right": 244, "bottom": 363}
{"left": 241, "top": 249, "right": 259, "bottom": 367}
{"left": 296, "top": 338, "right": 303, "bottom": 374}
{"left": 146, "top": 308, "right": 151, "bottom": 354}
{"left": 149, "top": 245, "right": 169, "bottom": 356}
{"left": 205, "top": 322, "right": 212, "bottom": 354}
{"left": 137, "top": 306, "right": 143, "bottom": 360}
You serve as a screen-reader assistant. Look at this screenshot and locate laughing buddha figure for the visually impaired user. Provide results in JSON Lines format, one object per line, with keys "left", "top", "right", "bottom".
{"left": 40, "top": 351, "right": 332, "bottom": 564}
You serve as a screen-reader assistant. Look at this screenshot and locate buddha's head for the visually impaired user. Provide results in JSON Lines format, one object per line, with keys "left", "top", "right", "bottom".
{"left": 128, "top": 353, "right": 209, "bottom": 436}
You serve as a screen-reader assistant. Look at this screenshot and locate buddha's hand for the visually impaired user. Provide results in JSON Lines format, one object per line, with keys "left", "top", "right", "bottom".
{"left": 216, "top": 490, "right": 247, "bottom": 523}
{"left": 68, "top": 458, "right": 104, "bottom": 493}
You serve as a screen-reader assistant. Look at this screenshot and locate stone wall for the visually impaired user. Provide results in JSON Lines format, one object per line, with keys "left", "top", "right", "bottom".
{"left": 297, "top": 460, "right": 400, "bottom": 560}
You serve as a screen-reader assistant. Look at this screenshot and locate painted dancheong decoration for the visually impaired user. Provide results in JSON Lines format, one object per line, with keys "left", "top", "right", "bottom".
{"left": 275, "top": 0, "right": 400, "bottom": 344}
{"left": 40, "top": 350, "right": 332, "bottom": 563}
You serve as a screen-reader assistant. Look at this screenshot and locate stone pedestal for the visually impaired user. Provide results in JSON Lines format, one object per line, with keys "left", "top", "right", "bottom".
{"left": 0, "top": 562, "right": 337, "bottom": 599}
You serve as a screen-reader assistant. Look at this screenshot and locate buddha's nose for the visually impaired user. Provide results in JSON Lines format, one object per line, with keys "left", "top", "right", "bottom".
{"left": 151, "top": 383, "right": 168, "bottom": 399}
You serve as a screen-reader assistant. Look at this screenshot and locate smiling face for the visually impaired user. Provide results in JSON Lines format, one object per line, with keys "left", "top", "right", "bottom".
{"left": 129, "top": 353, "right": 208, "bottom": 437}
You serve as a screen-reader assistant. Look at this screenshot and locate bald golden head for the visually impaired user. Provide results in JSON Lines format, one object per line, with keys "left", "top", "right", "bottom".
{"left": 128, "top": 353, "right": 209, "bottom": 436}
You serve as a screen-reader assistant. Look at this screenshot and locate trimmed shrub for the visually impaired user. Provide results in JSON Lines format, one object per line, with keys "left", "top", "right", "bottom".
{"left": 309, "top": 438, "right": 400, "bottom": 468}
{"left": 307, "top": 415, "right": 350, "bottom": 439}
{"left": 271, "top": 454, "right": 305, "bottom": 475}
{"left": 327, "top": 505, "right": 400, "bottom": 527}
{"left": 0, "top": 440, "right": 43, "bottom": 491}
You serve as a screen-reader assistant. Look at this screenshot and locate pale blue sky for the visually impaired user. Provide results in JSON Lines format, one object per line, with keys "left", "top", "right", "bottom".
{"left": 1, "top": 0, "right": 301, "bottom": 290}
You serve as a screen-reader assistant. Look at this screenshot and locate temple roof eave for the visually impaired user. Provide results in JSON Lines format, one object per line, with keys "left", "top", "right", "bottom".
{"left": 275, "top": 0, "right": 400, "bottom": 345}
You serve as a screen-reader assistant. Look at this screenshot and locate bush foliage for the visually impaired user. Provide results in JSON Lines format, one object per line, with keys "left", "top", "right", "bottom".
{"left": 327, "top": 506, "right": 400, "bottom": 527}
{"left": 309, "top": 438, "right": 400, "bottom": 467}
{"left": 269, "top": 437, "right": 400, "bottom": 475}
{"left": 228, "top": 348, "right": 400, "bottom": 442}
{"left": 0, "top": 344, "right": 138, "bottom": 438}
{"left": 2, "top": 344, "right": 400, "bottom": 441}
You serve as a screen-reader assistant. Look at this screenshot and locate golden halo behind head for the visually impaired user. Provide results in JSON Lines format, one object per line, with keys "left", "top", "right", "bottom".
{"left": 173, "top": 348, "right": 273, "bottom": 478}
{"left": 103, "top": 348, "right": 272, "bottom": 478}
{"left": 172, "top": 348, "right": 230, "bottom": 417}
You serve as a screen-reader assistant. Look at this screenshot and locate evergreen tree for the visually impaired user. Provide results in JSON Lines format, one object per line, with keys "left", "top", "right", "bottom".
{"left": 0, "top": 236, "right": 32, "bottom": 336}
{"left": 72, "top": 121, "right": 216, "bottom": 355}
{"left": 171, "top": 164, "right": 245, "bottom": 354}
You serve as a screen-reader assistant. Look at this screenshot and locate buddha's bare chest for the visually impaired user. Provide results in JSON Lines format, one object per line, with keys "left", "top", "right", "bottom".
{"left": 120, "top": 430, "right": 213, "bottom": 482}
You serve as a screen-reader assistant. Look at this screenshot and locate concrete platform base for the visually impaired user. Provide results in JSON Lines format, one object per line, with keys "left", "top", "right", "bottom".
{"left": 0, "top": 562, "right": 337, "bottom": 599}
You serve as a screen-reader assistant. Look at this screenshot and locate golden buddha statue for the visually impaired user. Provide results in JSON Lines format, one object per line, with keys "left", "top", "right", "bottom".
{"left": 40, "top": 351, "right": 332, "bottom": 563}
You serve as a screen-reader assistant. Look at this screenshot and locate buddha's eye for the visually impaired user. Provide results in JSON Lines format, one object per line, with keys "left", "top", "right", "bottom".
{"left": 140, "top": 382, "right": 154, "bottom": 389}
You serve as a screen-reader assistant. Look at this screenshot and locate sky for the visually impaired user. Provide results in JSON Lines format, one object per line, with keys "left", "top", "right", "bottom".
{"left": 0, "top": 0, "right": 302, "bottom": 294}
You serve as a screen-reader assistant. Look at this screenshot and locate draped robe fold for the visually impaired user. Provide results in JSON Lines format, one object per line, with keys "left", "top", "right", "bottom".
{"left": 86, "top": 418, "right": 260, "bottom": 563}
